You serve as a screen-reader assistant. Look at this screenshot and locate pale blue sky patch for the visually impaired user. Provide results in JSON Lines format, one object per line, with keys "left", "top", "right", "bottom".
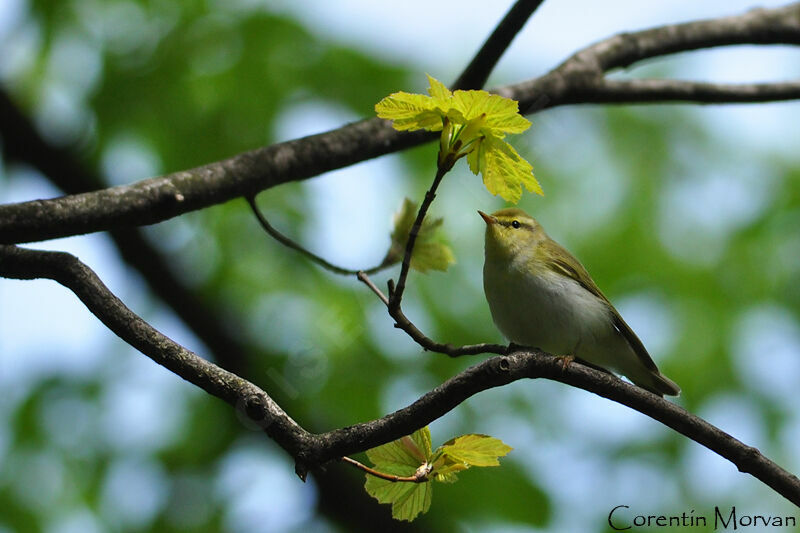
{"left": 215, "top": 440, "right": 317, "bottom": 533}
{"left": 273, "top": 100, "right": 403, "bottom": 272}
{"left": 682, "top": 394, "right": 769, "bottom": 502}
{"left": 732, "top": 304, "right": 800, "bottom": 403}
{"left": 99, "top": 456, "right": 169, "bottom": 529}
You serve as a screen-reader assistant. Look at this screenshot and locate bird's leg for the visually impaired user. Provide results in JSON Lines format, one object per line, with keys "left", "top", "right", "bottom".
{"left": 557, "top": 354, "right": 575, "bottom": 372}
{"left": 557, "top": 339, "right": 583, "bottom": 371}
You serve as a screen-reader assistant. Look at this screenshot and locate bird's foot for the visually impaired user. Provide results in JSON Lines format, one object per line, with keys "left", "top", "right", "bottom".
{"left": 557, "top": 354, "right": 575, "bottom": 372}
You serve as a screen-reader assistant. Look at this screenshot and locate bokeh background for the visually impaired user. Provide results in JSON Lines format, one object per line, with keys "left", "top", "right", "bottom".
{"left": 2, "top": 0, "right": 800, "bottom": 531}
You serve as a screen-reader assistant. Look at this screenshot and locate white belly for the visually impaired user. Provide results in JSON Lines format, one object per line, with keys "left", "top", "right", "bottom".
{"left": 483, "top": 257, "right": 619, "bottom": 367}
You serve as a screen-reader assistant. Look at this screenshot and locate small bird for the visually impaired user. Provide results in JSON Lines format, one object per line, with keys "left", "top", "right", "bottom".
{"left": 480, "top": 208, "right": 680, "bottom": 397}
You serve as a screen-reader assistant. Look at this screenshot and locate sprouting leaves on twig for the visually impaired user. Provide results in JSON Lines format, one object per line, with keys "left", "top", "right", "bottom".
{"left": 375, "top": 75, "right": 541, "bottom": 203}
{"left": 382, "top": 198, "right": 455, "bottom": 273}
{"left": 362, "top": 426, "right": 512, "bottom": 521}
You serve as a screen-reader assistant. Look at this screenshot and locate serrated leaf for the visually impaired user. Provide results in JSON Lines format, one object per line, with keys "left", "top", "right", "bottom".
{"left": 366, "top": 478, "right": 432, "bottom": 522}
{"left": 363, "top": 454, "right": 432, "bottom": 521}
{"left": 410, "top": 241, "right": 456, "bottom": 272}
{"left": 364, "top": 463, "right": 419, "bottom": 503}
{"left": 366, "top": 438, "right": 423, "bottom": 470}
{"left": 479, "top": 135, "right": 542, "bottom": 203}
{"left": 365, "top": 427, "right": 432, "bottom": 472}
{"left": 375, "top": 90, "right": 444, "bottom": 131}
{"left": 431, "top": 459, "right": 468, "bottom": 483}
{"left": 439, "top": 434, "right": 513, "bottom": 467}
{"left": 383, "top": 198, "right": 455, "bottom": 273}
{"left": 451, "top": 90, "right": 530, "bottom": 135}
{"left": 394, "top": 481, "right": 432, "bottom": 521}
{"left": 361, "top": 428, "right": 511, "bottom": 521}
{"left": 426, "top": 73, "right": 452, "bottom": 101}
{"left": 410, "top": 426, "right": 433, "bottom": 460}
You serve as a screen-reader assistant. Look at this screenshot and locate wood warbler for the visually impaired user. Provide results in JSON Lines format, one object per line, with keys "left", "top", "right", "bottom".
{"left": 480, "top": 208, "right": 680, "bottom": 397}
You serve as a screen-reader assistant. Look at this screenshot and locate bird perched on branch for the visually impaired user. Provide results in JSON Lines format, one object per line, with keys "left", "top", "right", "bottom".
{"left": 480, "top": 208, "right": 680, "bottom": 397}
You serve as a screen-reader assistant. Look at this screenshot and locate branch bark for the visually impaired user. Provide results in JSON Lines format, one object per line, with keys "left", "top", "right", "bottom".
{"left": 2, "top": 244, "right": 799, "bottom": 506}
{"left": 2, "top": 2, "right": 800, "bottom": 243}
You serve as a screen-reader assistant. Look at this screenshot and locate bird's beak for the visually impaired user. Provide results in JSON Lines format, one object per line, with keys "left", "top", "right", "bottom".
{"left": 478, "top": 210, "right": 496, "bottom": 226}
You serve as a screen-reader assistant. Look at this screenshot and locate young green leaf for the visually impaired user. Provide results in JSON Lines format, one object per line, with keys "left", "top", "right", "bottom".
{"left": 439, "top": 434, "right": 513, "bottom": 467}
{"left": 365, "top": 427, "right": 432, "bottom": 472}
{"left": 375, "top": 75, "right": 541, "bottom": 202}
{"left": 361, "top": 427, "right": 512, "bottom": 521}
{"left": 363, "top": 427, "right": 434, "bottom": 521}
{"left": 382, "top": 198, "right": 455, "bottom": 272}
{"left": 431, "top": 455, "right": 469, "bottom": 483}
{"left": 469, "top": 134, "right": 541, "bottom": 203}
{"left": 365, "top": 468, "right": 432, "bottom": 522}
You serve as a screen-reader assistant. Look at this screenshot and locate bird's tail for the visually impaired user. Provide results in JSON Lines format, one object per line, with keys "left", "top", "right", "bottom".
{"left": 635, "top": 371, "right": 681, "bottom": 397}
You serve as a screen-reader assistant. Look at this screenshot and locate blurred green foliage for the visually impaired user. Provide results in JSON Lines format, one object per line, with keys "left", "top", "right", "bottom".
{"left": 2, "top": 1, "right": 800, "bottom": 532}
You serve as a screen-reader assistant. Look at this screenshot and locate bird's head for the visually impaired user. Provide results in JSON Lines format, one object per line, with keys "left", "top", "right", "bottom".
{"left": 478, "top": 208, "right": 546, "bottom": 261}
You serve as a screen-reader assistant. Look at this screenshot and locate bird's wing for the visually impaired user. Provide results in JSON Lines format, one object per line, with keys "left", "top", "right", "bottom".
{"left": 548, "top": 246, "right": 659, "bottom": 373}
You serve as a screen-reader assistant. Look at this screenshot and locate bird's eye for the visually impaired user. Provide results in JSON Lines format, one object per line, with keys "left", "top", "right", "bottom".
{"left": 511, "top": 220, "right": 521, "bottom": 229}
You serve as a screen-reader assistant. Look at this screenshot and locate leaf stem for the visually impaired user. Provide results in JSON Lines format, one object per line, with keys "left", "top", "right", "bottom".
{"left": 340, "top": 456, "right": 428, "bottom": 483}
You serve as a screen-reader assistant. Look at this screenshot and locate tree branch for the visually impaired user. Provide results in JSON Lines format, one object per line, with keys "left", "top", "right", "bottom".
{"left": 2, "top": 2, "right": 800, "bottom": 244}
{"left": 570, "top": 78, "right": 800, "bottom": 105}
{"left": 2, "top": 244, "right": 798, "bottom": 506}
{"left": 452, "top": 0, "right": 546, "bottom": 90}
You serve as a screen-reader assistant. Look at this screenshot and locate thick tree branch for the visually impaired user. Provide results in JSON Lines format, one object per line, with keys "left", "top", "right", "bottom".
{"left": 569, "top": 78, "right": 800, "bottom": 105}
{"left": 2, "top": 2, "right": 800, "bottom": 244}
{"left": 2, "top": 244, "right": 798, "bottom": 506}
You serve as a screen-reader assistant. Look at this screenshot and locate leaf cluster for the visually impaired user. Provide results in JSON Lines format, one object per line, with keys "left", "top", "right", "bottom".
{"left": 363, "top": 427, "right": 512, "bottom": 521}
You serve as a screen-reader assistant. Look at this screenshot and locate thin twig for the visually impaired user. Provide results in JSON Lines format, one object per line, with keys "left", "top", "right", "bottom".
{"left": 388, "top": 165, "right": 448, "bottom": 310}
{"left": 452, "top": 0, "right": 547, "bottom": 90}
{"left": 378, "top": 162, "right": 505, "bottom": 357}
{"left": 252, "top": 195, "right": 501, "bottom": 358}
{"left": 357, "top": 271, "right": 390, "bottom": 305}
{"left": 391, "top": 304, "right": 506, "bottom": 357}
{"left": 341, "top": 456, "right": 428, "bottom": 483}
{"left": 359, "top": 254, "right": 505, "bottom": 357}
{"left": 247, "top": 196, "right": 390, "bottom": 276}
